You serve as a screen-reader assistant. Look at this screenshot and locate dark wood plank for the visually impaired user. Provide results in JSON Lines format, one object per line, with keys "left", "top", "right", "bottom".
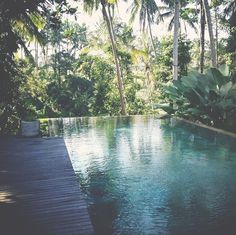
{"left": 0, "top": 137, "right": 94, "bottom": 235}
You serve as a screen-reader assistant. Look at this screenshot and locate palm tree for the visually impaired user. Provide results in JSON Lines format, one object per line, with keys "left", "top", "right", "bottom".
{"left": 222, "top": 0, "right": 236, "bottom": 63}
{"left": 223, "top": 0, "right": 236, "bottom": 21}
{"left": 160, "top": 0, "right": 198, "bottom": 80}
{"left": 212, "top": 0, "right": 220, "bottom": 66}
{"left": 173, "top": 0, "right": 180, "bottom": 80}
{"left": 203, "top": 0, "right": 217, "bottom": 68}
{"left": 0, "top": 0, "right": 51, "bottom": 132}
{"left": 11, "top": 11, "right": 45, "bottom": 65}
{"left": 200, "top": 0, "right": 205, "bottom": 73}
{"left": 160, "top": 2, "right": 198, "bottom": 33}
{"left": 129, "top": 0, "right": 161, "bottom": 57}
{"left": 84, "top": 0, "right": 127, "bottom": 115}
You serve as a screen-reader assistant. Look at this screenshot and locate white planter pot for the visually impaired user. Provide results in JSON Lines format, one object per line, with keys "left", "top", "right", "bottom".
{"left": 21, "top": 120, "right": 40, "bottom": 137}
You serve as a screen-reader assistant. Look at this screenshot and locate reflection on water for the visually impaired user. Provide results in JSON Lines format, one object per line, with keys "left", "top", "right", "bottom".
{"left": 48, "top": 116, "right": 236, "bottom": 235}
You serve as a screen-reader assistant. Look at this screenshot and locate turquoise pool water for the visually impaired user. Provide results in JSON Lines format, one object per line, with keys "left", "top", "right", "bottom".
{"left": 48, "top": 116, "right": 236, "bottom": 235}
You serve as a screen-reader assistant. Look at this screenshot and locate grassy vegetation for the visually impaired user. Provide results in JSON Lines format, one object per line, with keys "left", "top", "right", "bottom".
{"left": 0, "top": 0, "right": 235, "bottom": 134}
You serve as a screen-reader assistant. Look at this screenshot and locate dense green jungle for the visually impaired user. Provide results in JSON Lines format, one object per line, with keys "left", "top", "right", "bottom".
{"left": 0, "top": 0, "right": 236, "bottom": 134}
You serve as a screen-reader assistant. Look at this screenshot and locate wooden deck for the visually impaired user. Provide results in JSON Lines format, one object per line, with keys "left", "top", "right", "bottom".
{"left": 0, "top": 137, "right": 94, "bottom": 235}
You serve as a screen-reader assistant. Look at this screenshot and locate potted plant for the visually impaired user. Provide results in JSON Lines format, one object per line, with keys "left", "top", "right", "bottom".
{"left": 20, "top": 109, "right": 40, "bottom": 137}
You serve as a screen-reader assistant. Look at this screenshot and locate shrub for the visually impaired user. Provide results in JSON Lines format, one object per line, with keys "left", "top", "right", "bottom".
{"left": 162, "top": 65, "right": 236, "bottom": 132}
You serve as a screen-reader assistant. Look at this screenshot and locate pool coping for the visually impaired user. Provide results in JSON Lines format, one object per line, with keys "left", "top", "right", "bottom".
{"left": 175, "top": 117, "right": 236, "bottom": 139}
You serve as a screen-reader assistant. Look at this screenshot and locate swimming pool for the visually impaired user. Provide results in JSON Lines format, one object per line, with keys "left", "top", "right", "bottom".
{"left": 48, "top": 116, "right": 236, "bottom": 235}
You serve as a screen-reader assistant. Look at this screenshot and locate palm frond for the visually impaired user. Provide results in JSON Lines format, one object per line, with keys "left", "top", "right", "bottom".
{"left": 83, "top": 0, "right": 99, "bottom": 14}
{"left": 19, "top": 13, "right": 45, "bottom": 44}
{"left": 186, "top": 20, "right": 198, "bottom": 34}
{"left": 168, "top": 16, "right": 175, "bottom": 31}
{"left": 15, "top": 33, "right": 34, "bottom": 62}
{"left": 29, "top": 12, "right": 45, "bottom": 30}
{"left": 160, "top": 11, "right": 172, "bottom": 19}
{"left": 224, "top": 1, "right": 236, "bottom": 17}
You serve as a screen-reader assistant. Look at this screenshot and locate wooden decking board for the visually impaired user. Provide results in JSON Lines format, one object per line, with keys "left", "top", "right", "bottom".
{"left": 0, "top": 137, "right": 94, "bottom": 235}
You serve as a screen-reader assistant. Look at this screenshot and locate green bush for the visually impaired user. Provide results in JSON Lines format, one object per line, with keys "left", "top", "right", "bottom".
{"left": 162, "top": 65, "right": 236, "bottom": 132}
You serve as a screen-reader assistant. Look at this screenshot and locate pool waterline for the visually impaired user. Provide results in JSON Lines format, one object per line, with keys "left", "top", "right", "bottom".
{"left": 48, "top": 116, "right": 236, "bottom": 235}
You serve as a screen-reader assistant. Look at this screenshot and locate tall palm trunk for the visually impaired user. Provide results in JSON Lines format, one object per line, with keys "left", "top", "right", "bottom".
{"left": 20, "top": 45, "right": 24, "bottom": 60}
{"left": 203, "top": 0, "right": 217, "bottom": 68}
{"left": 58, "top": 41, "right": 61, "bottom": 83}
{"left": 34, "top": 39, "right": 38, "bottom": 67}
{"left": 45, "top": 44, "right": 48, "bottom": 65}
{"left": 173, "top": 0, "right": 180, "bottom": 80}
{"left": 147, "top": 13, "right": 157, "bottom": 57}
{"left": 101, "top": 0, "right": 127, "bottom": 115}
{"left": 200, "top": 0, "right": 205, "bottom": 73}
{"left": 214, "top": 5, "right": 219, "bottom": 67}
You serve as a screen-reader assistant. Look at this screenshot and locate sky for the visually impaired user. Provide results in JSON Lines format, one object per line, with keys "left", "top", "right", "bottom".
{"left": 71, "top": 0, "right": 200, "bottom": 39}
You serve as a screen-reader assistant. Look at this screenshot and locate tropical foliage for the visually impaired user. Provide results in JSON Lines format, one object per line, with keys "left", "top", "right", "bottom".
{"left": 163, "top": 65, "right": 236, "bottom": 131}
{"left": 0, "top": 0, "right": 236, "bottom": 134}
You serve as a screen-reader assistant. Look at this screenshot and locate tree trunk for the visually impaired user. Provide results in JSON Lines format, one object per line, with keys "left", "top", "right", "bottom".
{"left": 107, "top": 7, "right": 125, "bottom": 82}
{"left": 147, "top": 13, "right": 157, "bottom": 57}
{"left": 58, "top": 41, "right": 61, "bottom": 81}
{"left": 45, "top": 44, "right": 48, "bottom": 65}
{"left": 35, "top": 39, "right": 38, "bottom": 67}
{"left": 20, "top": 45, "right": 24, "bottom": 60}
{"left": 215, "top": 5, "right": 219, "bottom": 67}
{"left": 101, "top": 1, "right": 127, "bottom": 115}
{"left": 173, "top": 0, "right": 180, "bottom": 80}
{"left": 200, "top": 0, "right": 205, "bottom": 73}
{"left": 203, "top": 0, "right": 217, "bottom": 68}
